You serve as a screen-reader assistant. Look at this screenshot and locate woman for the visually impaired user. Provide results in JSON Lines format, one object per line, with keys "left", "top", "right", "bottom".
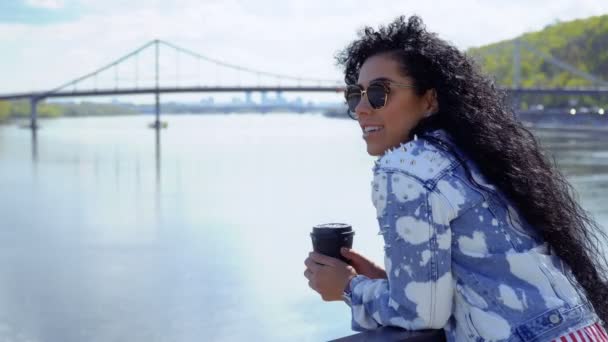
{"left": 303, "top": 15, "right": 608, "bottom": 341}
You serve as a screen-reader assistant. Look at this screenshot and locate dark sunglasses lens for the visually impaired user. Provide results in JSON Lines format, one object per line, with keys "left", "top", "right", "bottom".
{"left": 367, "top": 84, "right": 387, "bottom": 109}
{"left": 345, "top": 86, "right": 362, "bottom": 113}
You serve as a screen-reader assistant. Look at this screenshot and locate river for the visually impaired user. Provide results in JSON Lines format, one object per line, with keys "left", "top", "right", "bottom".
{"left": 0, "top": 114, "right": 606, "bottom": 341}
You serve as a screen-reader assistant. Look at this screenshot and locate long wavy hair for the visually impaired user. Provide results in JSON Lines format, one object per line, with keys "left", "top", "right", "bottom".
{"left": 336, "top": 15, "right": 608, "bottom": 323}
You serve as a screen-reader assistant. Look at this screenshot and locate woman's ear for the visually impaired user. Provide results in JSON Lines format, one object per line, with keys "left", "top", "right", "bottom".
{"left": 424, "top": 88, "right": 438, "bottom": 114}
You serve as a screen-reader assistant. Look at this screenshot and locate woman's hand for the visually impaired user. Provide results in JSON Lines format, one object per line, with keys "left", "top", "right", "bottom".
{"left": 340, "top": 247, "right": 387, "bottom": 279}
{"left": 303, "top": 252, "right": 357, "bottom": 301}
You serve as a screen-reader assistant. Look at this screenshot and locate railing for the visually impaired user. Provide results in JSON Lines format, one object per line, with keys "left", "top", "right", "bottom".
{"left": 330, "top": 327, "right": 446, "bottom": 342}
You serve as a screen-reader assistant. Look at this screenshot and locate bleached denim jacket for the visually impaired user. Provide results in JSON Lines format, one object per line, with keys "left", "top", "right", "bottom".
{"left": 343, "top": 128, "right": 600, "bottom": 341}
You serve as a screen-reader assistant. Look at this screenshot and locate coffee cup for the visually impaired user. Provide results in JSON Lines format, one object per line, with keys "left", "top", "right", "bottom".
{"left": 310, "top": 223, "right": 354, "bottom": 263}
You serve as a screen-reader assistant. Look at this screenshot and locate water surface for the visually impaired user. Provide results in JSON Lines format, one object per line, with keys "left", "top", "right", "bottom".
{"left": 0, "top": 114, "right": 606, "bottom": 341}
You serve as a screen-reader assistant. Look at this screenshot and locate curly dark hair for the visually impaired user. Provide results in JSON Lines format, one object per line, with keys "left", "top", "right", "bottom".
{"left": 336, "top": 15, "right": 608, "bottom": 324}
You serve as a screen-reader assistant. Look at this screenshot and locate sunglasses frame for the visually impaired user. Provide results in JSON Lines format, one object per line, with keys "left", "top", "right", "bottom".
{"left": 344, "top": 80, "right": 416, "bottom": 120}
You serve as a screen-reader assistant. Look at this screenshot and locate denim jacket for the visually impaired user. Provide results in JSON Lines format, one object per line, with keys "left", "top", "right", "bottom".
{"left": 343, "top": 128, "right": 600, "bottom": 341}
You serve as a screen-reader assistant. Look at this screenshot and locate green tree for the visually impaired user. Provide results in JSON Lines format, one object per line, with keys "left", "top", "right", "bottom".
{"left": 38, "top": 103, "right": 63, "bottom": 118}
{"left": 0, "top": 101, "right": 11, "bottom": 123}
{"left": 9, "top": 101, "right": 30, "bottom": 117}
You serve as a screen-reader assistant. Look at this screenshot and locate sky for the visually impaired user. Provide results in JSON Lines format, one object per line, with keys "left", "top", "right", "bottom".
{"left": 1, "top": 0, "right": 608, "bottom": 102}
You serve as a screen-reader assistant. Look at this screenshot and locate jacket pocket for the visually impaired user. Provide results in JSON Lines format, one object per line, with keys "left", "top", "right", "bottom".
{"left": 538, "top": 259, "right": 583, "bottom": 306}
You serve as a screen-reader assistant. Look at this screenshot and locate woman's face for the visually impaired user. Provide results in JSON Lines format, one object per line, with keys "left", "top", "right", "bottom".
{"left": 355, "top": 54, "right": 435, "bottom": 156}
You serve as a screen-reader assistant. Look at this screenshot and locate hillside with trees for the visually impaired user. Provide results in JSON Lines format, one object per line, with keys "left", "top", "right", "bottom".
{"left": 468, "top": 15, "right": 608, "bottom": 108}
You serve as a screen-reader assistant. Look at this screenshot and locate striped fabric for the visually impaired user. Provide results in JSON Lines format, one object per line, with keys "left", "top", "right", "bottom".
{"left": 551, "top": 322, "right": 608, "bottom": 342}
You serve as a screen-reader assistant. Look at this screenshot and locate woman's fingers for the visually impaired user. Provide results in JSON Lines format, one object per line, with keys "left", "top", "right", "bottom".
{"left": 304, "top": 257, "right": 324, "bottom": 272}
{"left": 308, "top": 252, "right": 340, "bottom": 267}
{"left": 342, "top": 249, "right": 379, "bottom": 271}
{"left": 304, "top": 268, "right": 312, "bottom": 279}
{"left": 304, "top": 266, "right": 318, "bottom": 291}
{"left": 340, "top": 247, "right": 354, "bottom": 260}
{"left": 341, "top": 247, "right": 364, "bottom": 262}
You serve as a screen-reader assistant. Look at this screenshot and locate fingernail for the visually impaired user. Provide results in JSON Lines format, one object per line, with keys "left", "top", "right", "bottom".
{"left": 341, "top": 247, "right": 347, "bottom": 252}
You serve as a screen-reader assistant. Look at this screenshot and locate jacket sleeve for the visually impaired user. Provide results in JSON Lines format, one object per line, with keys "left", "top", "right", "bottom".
{"left": 346, "top": 170, "right": 456, "bottom": 331}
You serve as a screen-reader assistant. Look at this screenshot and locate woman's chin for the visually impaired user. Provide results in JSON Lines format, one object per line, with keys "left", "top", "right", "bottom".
{"left": 366, "top": 144, "right": 384, "bottom": 157}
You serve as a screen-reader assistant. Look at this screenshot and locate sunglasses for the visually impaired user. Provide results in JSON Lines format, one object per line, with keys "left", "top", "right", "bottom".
{"left": 344, "top": 80, "right": 416, "bottom": 120}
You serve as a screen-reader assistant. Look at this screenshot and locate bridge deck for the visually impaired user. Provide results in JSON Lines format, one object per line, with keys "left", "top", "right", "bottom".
{"left": 1, "top": 86, "right": 608, "bottom": 101}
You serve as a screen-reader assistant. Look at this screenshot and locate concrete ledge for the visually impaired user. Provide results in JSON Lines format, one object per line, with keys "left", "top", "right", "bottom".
{"left": 329, "top": 327, "right": 446, "bottom": 342}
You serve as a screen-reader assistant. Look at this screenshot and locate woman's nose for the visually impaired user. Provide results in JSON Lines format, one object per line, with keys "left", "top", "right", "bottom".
{"left": 354, "top": 95, "right": 372, "bottom": 118}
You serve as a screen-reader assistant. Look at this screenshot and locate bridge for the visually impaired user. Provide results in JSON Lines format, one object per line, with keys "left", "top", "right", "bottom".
{"left": 0, "top": 39, "right": 607, "bottom": 129}
{"left": 0, "top": 39, "right": 345, "bottom": 129}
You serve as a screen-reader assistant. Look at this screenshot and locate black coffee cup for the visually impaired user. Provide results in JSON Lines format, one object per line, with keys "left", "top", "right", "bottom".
{"left": 310, "top": 223, "right": 354, "bottom": 263}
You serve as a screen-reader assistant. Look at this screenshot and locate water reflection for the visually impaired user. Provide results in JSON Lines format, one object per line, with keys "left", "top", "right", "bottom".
{"left": 31, "top": 128, "right": 38, "bottom": 164}
{"left": 28, "top": 122, "right": 166, "bottom": 220}
{"left": 155, "top": 126, "right": 161, "bottom": 191}
{"left": 155, "top": 126, "right": 162, "bottom": 222}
